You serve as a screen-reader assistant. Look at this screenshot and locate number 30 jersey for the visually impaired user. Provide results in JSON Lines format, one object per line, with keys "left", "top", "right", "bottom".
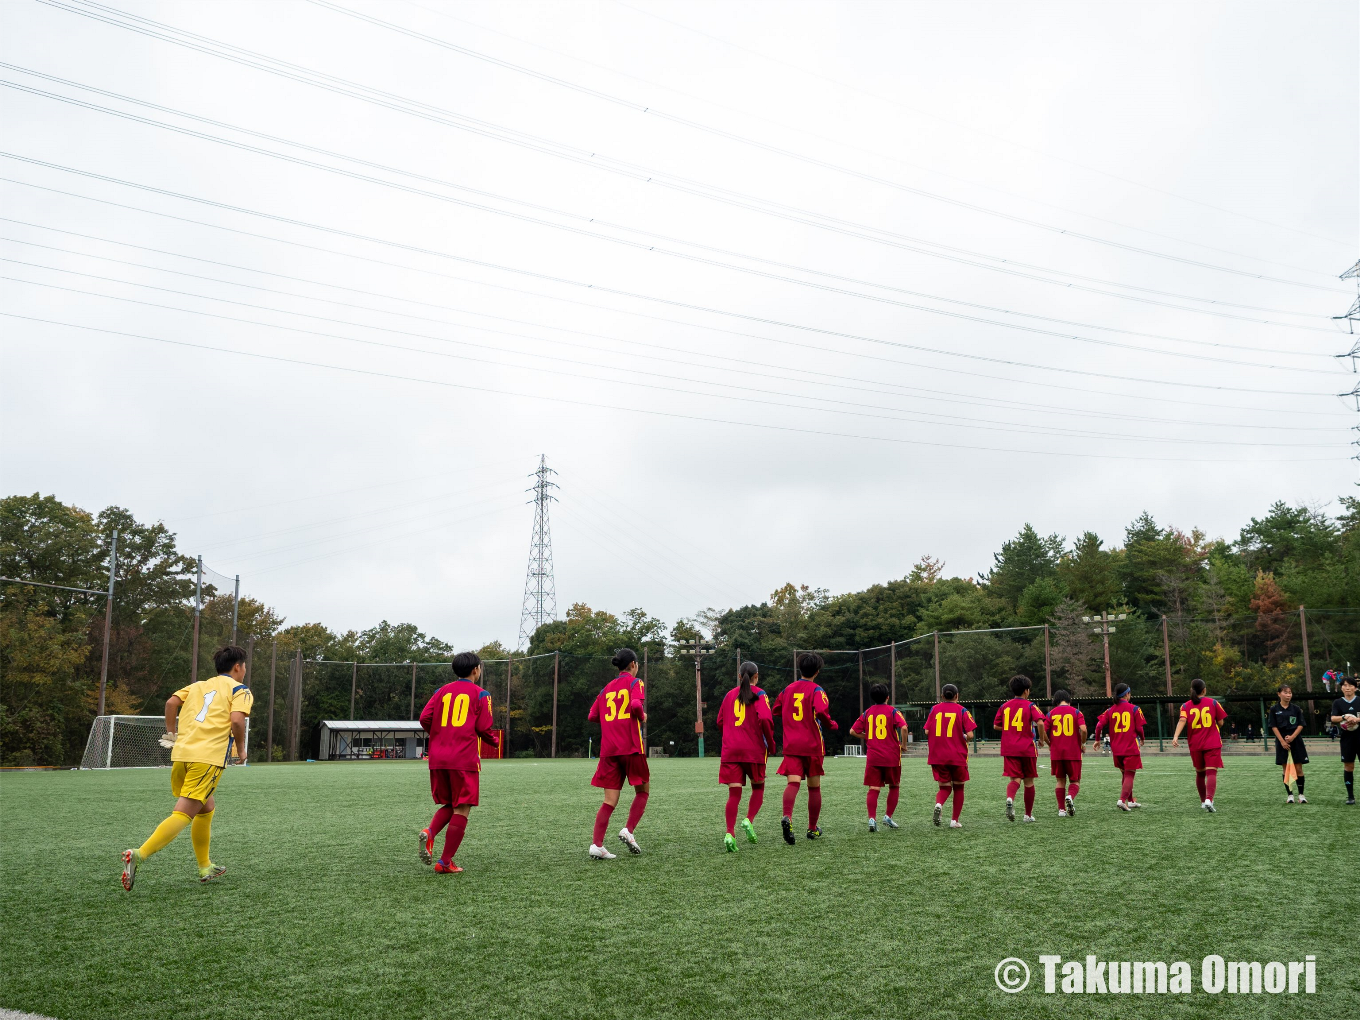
{"left": 171, "top": 674, "right": 253, "bottom": 766}
{"left": 1046, "top": 705, "right": 1086, "bottom": 761}
{"left": 420, "top": 679, "right": 496, "bottom": 771}
{"left": 588, "top": 673, "right": 647, "bottom": 757}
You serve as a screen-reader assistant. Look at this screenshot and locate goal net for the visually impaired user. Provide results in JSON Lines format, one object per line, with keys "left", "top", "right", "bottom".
{"left": 80, "top": 715, "right": 249, "bottom": 769}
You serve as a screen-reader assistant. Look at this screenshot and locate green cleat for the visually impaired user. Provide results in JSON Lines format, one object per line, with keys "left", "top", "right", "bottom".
{"left": 724, "top": 833, "right": 737, "bottom": 853}
{"left": 121, "top": 848, "right": 140, "bottom": 892}
{"left": 198, "top": 863, "right": 227, "bottom": 884}
{"left": 806, "top": 826, "right": 822, "bottom": 840}
{"left": 739, "top": 817, "right": 757, "bottom": 844}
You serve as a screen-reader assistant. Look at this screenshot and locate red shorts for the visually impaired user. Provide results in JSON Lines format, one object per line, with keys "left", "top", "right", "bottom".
{"left": 776, "top": 754, "right": 825, "bottom": 779}
{"left": 718, "top": 760, "right": 766, "bottom": 786}
{"left": 1113, "top": 754, "right": 1143, "bottom": 772}
{"left": 1003, "top": 755, "right": 1038, "bottom": 779}
{"left": 1050, "top": 758, "right": 1083, "bottom": 782}
{"left": 1190, "top": 747, "right": 1224, "bottom": 771}
{"left": 931, "top": 763, "right": 969, "bottom": 784}
{"left": 429, "top": 768, "right": 479, "bottom": 807}
{"left": 863, "top": 764, "right": 901, "bottom": 787}
{"left": 591, "top": 753, "right": 650, "bottom": 790}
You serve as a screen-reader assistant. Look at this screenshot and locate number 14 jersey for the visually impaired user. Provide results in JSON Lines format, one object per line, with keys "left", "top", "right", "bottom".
{"left": 420, "top": 679, "right": 495, "bottom": 771}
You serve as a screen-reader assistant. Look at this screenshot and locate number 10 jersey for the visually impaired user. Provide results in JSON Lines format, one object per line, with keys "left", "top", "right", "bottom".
{"left": 420, "top": 679, "right": 495, "bottom": 770}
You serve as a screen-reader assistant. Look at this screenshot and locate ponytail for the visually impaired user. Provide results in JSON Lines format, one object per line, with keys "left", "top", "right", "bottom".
{"left": 739, "top": 661, "right": 759, "bottom": 706}
{"left": 1190, "top": 678, "right": 1206, "bottom": 705}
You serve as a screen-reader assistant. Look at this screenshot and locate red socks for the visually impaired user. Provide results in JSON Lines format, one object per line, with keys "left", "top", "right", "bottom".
{"left": 935, "top": 786, "right": 951, "bottom": 805}
{"left": 951, "top": 783, "right": 965, "bottom": 820}
{"left": 1205, "top": 769, "right": 1217, "bottom": 801}
{"left": 1006, "top": 779, "right": 1020, "bottom": 801}
{"left": 1121, "top": 771, "right": 1135, "bottom": 802}
{"left": 808, "top": 787, "right": 822, "bottom": 829}
{"left": 592, "top": 803, "right": 614, "bottom": 846}
{"left": 885, "top": 787, "right": 899, "bottom": 817}
{"left": 782, "top": 782, "right": 798, "bottom": 818}
{"left": 1068, "top": 780, "right": 1080, "bottom": 799}
{"left": 725, "top": 788, "right": 742, "bottom": 835}
{"left": 1195, "top": 771, "right": 1207, "bottom": 801}
{"left": 1023, "top": 784, "right": 1036, "bottom": 816}
{"left": 866, "top": 789, "right": 880, "bottom": 819}
{"left": 428, "top": 805, "right": 453, "bottom": 844}
{"left": 440, "top": 814, "right": 467, "bottom": 864}
{"left": 747, "top": 786, "right": 764, "bottom": 821}
{"left": 1055, "top": 784, "right": 1067, "bottom": 809}
{"left": 625, "top": 790, "right": 648, "bottom": 832}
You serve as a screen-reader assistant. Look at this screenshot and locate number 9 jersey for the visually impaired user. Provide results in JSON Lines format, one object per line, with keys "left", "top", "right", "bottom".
{"left": 419, "top": 679, "right": 496, "bottom": 770}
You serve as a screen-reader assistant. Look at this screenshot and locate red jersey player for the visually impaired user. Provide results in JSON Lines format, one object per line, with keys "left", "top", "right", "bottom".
{"left": 1171, "top": 677, "right": 1227, "bottom": 812}
{"left": 417, "top": 651, "right": 499, "bottom": 874}
{"left": 925, "top": 683, "right": 975, "bottom": 828}
{"left": 993, "top": 675, "right": 1048, "bottom": 823}
{"left": 1046, "top": 690, "right": 1087, "bottom": 818}
{"left": 771, "top": 652, "right": 837, "bottom": 844}
{"left": 1094, "top": 684, "right": 1146, "bottom": 811}
{"left": 849, "top": 683, "right": 907, "bottom": 832}
{"left": 716, "top": 661, "right": 775, "bottom": 852}
{"left": 587, "top": 648, "right": 649, "bottom": 860}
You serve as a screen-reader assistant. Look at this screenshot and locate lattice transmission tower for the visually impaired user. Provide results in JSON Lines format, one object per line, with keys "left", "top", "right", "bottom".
{"left": 518, "top": 455, "right": 558, "bottom": 649}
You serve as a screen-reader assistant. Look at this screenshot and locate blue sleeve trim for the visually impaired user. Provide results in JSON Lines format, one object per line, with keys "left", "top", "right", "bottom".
{"left": 477, "top": 690, "right": 491, "bottom": 700}
{"left": 232, "top": 684, "right": 249, "bottom": 695}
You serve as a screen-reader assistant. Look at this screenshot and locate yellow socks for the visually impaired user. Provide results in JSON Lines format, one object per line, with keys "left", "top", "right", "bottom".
{"left": 138, "top": 810, "right": 191, "bottom": 859}
{"left": 190, "top": 810, "right": 214, "bottom": 868}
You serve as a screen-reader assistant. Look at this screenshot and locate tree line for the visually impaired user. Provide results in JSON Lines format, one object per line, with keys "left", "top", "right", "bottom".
{"left": 3, "top": 492, "right": 1356, "bottom": 765}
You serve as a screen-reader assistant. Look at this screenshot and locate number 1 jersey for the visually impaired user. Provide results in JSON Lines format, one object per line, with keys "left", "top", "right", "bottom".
{"left": 420, "top": 679, "right": 495, "bottom": 771}
{"left": 588, "top": 673, "right": 646, "bottom": 757}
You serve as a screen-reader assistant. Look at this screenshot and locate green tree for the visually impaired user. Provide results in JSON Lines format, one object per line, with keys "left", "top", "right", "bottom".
{"left": 984, "top": 525, "right": 1064, "bottom": 610}
{"left": 1056, "top": 532, "right": 1121, "bottom": 611}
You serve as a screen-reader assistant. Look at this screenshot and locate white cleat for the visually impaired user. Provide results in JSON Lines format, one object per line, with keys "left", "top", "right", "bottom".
{"left": 867, "top": 817, "right": 877, "bottom": 832}
{"left": 949, "top": 819, "right": 964, "bottom": 829}
{"left": 1201, "top": 799, "right": 1212, "bottom": 811}
{"left": 882, "top": 815, "right": 899, "bottom": 830}
{"left": 1127, "top": 800, "right": 1143, "bottom": 809}
{"left": 1116, "top": 800, "right": 1130, "bottom": 812}
{"left": 588, "top": 843, "right": 616, "bottom": 860}
{"left": 1204, "top": 800, "right": 1216, "bottom": 813}
{"left": 1064, "top": 794, "right": 1075, "bottom": 817}
{"left": 1005, "top": 797, "right": 1015, "bottom": 822}
{"left": 617, "top": 827, "right": 642, "bottom": 854}
{"left": 932, "top": 803, "right": 942, "bottom": 827}
{"left": 1285, "top": 795, "right": 1295, "bottom": 805}
{"left": 1057, "top": 809, "right": 1068, "bottom": 818}
{"left": 1298, "top": 795, "right": 1308, "bottom": 804}
{"left": 1021, "top": 814, "right": 1036, "bottom": 823}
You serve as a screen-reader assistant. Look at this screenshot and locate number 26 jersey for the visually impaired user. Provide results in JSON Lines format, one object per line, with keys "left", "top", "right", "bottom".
{"left": 420, "top": 679, "right": 495, "bottom": 771}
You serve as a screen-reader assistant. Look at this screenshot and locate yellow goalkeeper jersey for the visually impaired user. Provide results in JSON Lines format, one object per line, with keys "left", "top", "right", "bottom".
{"left": 171, "top": 674, "right": 253, "bottom": 765}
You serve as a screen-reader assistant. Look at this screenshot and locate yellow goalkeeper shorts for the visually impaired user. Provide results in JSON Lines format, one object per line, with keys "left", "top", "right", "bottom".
{"left": 171, "top": 762, "right": 224, "bottom": 803}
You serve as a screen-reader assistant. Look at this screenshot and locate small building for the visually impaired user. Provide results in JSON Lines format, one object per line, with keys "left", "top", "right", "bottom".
{"left": 317, "top": 721, "right": 504, "bottom": 761}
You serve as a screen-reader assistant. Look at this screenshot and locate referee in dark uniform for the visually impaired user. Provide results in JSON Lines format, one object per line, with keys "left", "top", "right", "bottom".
{"left": 1268, "top": 684, "right": 1308, "bottom": 804}
{"left": 1330, "top": 675, "right": 1359, "bottom": 805}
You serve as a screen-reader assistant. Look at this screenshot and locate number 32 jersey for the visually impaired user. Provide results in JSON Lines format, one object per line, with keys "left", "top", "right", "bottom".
{"left": 172, "top": 674, "right": 253, "bottom": 766}
{"left": 589, "top": 673, "right": 647, "bottom": 757}
{"left": 420, "top": 679, "right": 496, "bottom": 771}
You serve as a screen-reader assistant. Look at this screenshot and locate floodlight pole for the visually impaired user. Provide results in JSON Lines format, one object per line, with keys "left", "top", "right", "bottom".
{"left": 97, "top": 528, "right": 118, "bottom": 716}
{"left": 1043, "top": 624, "right": 1052, "bottom": 699}
{"left": 1083, "top": 611, "right": 1125, "bottom": 699}
{"left": 267, "top": 639, "right": 276, "bottom": 763}
{"left": 350, "top": 661, "right": 357, "bottom": 720}
{"left": 190, "top": 556, "right": 203, "bottom": 684}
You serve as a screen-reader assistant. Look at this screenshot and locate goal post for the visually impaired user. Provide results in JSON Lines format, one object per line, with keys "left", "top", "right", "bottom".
{"left": 80, "top": 715, "right": 250, "bottom": 769}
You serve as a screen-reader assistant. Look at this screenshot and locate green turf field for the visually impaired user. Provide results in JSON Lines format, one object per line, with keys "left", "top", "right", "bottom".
{"left": 0, "top": 755, "right": 1353, "bottom": 1020}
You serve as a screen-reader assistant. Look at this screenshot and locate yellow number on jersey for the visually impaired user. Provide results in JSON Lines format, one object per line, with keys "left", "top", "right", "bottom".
{"left": 450, "top": 693, "right": 470, "bottom": 727}
{"left": 616, "top": 689, "right": 631, "bottom": 720}
{"left": 869, "top": 714, "right": 885, "bottom": 740}
{"left": 733, "top": 700, "right": 746, "bottom": 726}
{"left": 792, "top": 692, "right": 804, "bottom": 721}
{"left": 1006, "top": 706, "right": 1026, "bottom": 731}
{"left": 1054, "top": 713, "right": 1074, "bottom": 737}
{"left": 604, "top": 691, "right": 617, "bottom": 722}
{"left": 1112, "top": 710, "right": 1131, "bottom": 734}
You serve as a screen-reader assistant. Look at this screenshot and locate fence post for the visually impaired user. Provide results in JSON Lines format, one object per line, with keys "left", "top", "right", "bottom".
{"left": 245, "top": 636, "right": 254, "bottom": 689}
{"left": 410, "top": 662, "right": 417, "bottom": 720}
{"left": 1260, "top": 697, "right": 1268, "bottom": 752}
{"left": 1299, "top": 605, "right": 1314, "bottom": 725}
{"left": 267, "top": 639, "right": 276, "bottom": 763}
{"left": 190, "top": 556, "right": 203, "bottom": 685}
{"left": 1043, "top": 624, "right": 1051, "bottom": 699}
{"left": 858, "top": 650, "right": 864, "bottom": 717}
{"left": 1161, "top": 615, "right": 1173, "bottom": 695}
{"left": 230, "top": 574, "right": 240, "bottom": 645}
{"left": 350, "top": 661, "right": 357, "bottom": 720}
{"left": 933, "top": 632, "right": 940, "bottom": 701}
{"left": 644, "top": 648, "right": 652, "bottom": 752}
{"left": 98, "top": 528, "right": 118, "bottom": 717}
{"left": 1157, "top": 696, "right": 1164, "bottom": 752}
{"left": 552, "top": 651, "right": 559, "bottom": 759}
{"left": 505, "top": 655, "right": 512, "bottom": 753}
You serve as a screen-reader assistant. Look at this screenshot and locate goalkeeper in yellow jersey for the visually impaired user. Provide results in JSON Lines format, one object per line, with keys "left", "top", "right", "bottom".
{"left": 121, "top": 645, "right": 253, "bottom": 890}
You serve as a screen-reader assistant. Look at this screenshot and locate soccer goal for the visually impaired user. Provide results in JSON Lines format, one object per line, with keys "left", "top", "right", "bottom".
{"left": 80, "top": 715, "right": 249, "bottom": 769}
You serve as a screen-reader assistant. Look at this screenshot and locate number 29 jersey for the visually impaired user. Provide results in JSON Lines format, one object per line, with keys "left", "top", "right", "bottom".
{"left": 420, "top": 679, "right": 495, "bottom": 771}
{"left": 588, "top": 673, "right": 647, "bottom": 757}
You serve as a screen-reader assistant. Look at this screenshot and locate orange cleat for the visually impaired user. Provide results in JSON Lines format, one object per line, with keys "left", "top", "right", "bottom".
{"left": 433, "top": 860, "right": 462, "bottom": 874}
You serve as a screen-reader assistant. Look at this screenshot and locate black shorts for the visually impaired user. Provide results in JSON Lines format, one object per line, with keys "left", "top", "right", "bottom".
{"left": 1275, "top": 741, "right": 1308, "bottom": 766}
{"left": 1341, "top": 733, "right": 1358, "bottom": 764}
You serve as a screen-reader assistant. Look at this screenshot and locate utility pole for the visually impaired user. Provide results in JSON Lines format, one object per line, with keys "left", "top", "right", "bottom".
{"left": 190, "top": 556, "right": 203, "bottom": 684}
{"left": 518, "top": 455, "right": 558, "bottom": 649}
{"left": 230, "top": 575, "right": 240, "bottom": 645}
{"left": 98, "top": 528, "right": 118, "bottom": 716}
{"left": 1161, "top": 615, "right": 1173, "bottom": 695}
{"left": 675, "top": 635, "right": 716, "bottom": 757}
{"left": 1083, "top": 611, "right": 1126, "bottom": 698}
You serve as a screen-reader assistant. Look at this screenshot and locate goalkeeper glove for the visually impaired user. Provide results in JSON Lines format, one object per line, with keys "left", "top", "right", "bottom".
{"left": 158, "top": 731, "right": 177, "bottom": 749}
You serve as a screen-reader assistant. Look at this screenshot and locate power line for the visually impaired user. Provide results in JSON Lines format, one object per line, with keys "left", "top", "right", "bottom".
{"left": 3, "top": 312, "right": 1341, "bottom": 464}
{"left": 37, "top": 0, "right": 1346, "bottom": 294}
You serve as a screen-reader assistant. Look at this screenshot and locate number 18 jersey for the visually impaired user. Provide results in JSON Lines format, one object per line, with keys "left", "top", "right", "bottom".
{"left": 420, "top": 679, "right": 495, "bottom": 771}
{"left": 851, "top": 705, "right": 906, "bottom": 766}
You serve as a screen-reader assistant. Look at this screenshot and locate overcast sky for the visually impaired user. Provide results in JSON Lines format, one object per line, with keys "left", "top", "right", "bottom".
{"left": 1, "top": 0, "right": 1356, "bottom": 648}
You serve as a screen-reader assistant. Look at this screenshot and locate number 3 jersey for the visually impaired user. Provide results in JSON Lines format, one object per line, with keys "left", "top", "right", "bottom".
{"left": 772, "top": 679, "right": 832, "bottom": 756}
{"left": 419, "top": 679, "right": 496, "bottom": 771}
{"left": 1046, "top": 705, "right": 1086, "bottom": 760}
{"left": 588, "top": 672, "right": 647, "bottom": 757}
{"left": 171, "top": 674, "right": 253, "bottom": 766}
{"left": 851, "top": 704, "right": 906, "bottom": 766}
